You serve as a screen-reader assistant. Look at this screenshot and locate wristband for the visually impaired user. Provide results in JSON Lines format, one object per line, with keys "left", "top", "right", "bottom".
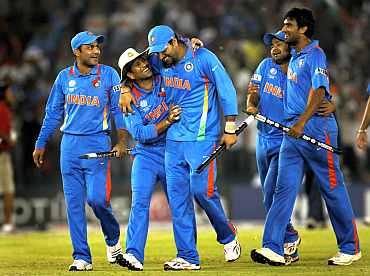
{"left": 357, "top": 129, "right": 367, "bottom": 133}
{"left": 224, "top": 121, "right": 236, "bottom": 134}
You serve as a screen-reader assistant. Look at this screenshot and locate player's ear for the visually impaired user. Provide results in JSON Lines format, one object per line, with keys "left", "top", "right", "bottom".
{"left": 127, "top": 72, "right": 135, "bottom": 80}
{"left": 73, "top": 48, "right": 81, "bottom": 57}
{"left": 299, "top": 26, "right": 308, "bottom": 36}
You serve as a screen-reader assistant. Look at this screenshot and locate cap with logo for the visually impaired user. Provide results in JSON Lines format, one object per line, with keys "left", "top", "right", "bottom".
{"left": 263, "top": 31, "right": 286, "bottom": 46}
{"left": 118, "top": 48, "right": 148, "bottom": 81}
{"left": 147, "top": 25, "right": 175, "bottom": 54}
{"left": 71, "top": 31, "right": 104, "bottom": 51}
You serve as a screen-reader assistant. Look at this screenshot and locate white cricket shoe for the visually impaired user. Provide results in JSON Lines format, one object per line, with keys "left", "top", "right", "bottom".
{"left": 68, "top": 259, "right": 93, "bottom": 271}
{"left": 328, "top": 252, "right": 362, "bottom": 266}
{"left": 106, "top": 242, "right": 123, "bottom": 264}
{"left": 164, "top": 257, "right": 200, "bottom": 270}
{"left": 284, "top": 237, "right": 301, "bottom": 256}
{"left": 250, "top": 248, "right": 285, "bottom": 266}
{"left": 224, "top": 238, "right": 241, "bottom": 262}
{"left": 121, "top": 253, "right": 143, "bottom": 271}
{"left": 1, "top": 223, "right": 15, "bottom": 233}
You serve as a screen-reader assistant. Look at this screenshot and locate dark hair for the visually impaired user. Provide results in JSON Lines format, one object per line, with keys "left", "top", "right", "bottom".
{"left": 284, "top": 7, "right": 315, "bottom": 38}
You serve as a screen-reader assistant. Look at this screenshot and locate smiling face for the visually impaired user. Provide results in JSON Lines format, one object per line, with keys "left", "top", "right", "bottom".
{"left": 75, "top": 41, "right": 101, "bottom": 67}
{"left": 158, "top": 38, "right": 179, "bottom": 67}
{"left": 127, "top": 56, "right": 153, "bottom": 81}
{"left": 281, "top": 17, "right": 304, "bottom": 46}
{"left": 270, "top": 38, "right": 290, "bottom": 64}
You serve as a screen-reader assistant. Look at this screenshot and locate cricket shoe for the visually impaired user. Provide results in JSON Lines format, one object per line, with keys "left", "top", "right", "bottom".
{"left": 121, "top": 253, "right": 143, "bottom": 271}
{"left": 285, "top": 250, "right": 299, "bottom": 265}
{"left": 250, "top": 248, "right": 285, "bottom": 266}
{"left": 106, "top": 242, "right": 124, "bottom": 265}
{"left": 68, "top": 259, "right": 93, "bottom": 271}
{"left": 163, "top": 257, "right": 200, "bottom": 271}
{"left": 328, "top": 252, "right": 362, "bottom": 266}
{"left": 224, "top": 237, "right": 241, "bottom": 262}
{"left": 284, "top": 236, "right": 301, "bottom": 256}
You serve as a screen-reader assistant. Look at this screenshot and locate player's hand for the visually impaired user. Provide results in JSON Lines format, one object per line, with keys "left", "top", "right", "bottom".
{"left": 220, "top": 133, "right": 237, "bottom": 150}
{"left": 247, "top": 83, "right": 259, "bottom": 94}
{"left": 33, "top": 148, "right": 45, "bottom": 168}
{"left": 317, "top": 100, "right": 335, "bottom": 116}
{"left": 112, "top": 143, "right": 128, "bottom": 158}
{"left": 288, "top": 121, "right": 305, "bottom": 138}
{"left": 191, "top": 37, "right": 204, "bottom": 50}
{"left": 119, "top": 86, "right": 137, "bottom": 115}
{"left": 167, "top": 105, "right": 182, "bottom": 123}
{"left": 356, "top": 132, "right": 368, "bottom": 150}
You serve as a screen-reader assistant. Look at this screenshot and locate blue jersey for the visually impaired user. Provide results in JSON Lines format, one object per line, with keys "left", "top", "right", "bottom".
{"left": 151, "top": 44, "right": 238, "bottom": 142}
{"left": 35, "top": 63, "right": 122, "bottom": 149}
{"left": 251, "top": 58, "right": 285, "bottom": 138}
{"left": 122, "top": 76, "right": 169, "bottom": 155}
{"left": 285, "top": 40, "right": 331, "bottom": 120}
{"left": 367, "top": 83, "right": 370, "bottom": 95}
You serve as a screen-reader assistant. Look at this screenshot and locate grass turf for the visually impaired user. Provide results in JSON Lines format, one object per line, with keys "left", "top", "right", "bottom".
{"left": 0, "top": 225, "right": 368, "bottom": 275}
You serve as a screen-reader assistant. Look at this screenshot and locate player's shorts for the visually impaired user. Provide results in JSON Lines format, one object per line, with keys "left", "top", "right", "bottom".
{"left": 0, "top": 152, "right": 15, "bottom": 194}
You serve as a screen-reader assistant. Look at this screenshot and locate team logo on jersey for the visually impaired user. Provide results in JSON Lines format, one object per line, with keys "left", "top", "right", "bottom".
{"left": 69, "top": 80, "right": 76, "bottom": 87}
{"left": 92, "top": 79, "right": 100, "bottom": 88}
{"left": 184, "top": 62, "right": 194, "bottom": 72}
{"left": 298, "top": 59, "right": 305, "bottom": 67}
{"left": 269, "top": 68, "right": 277, "bottom": 75}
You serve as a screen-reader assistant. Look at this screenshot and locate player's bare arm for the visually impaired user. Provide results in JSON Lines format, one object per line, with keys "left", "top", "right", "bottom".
{"left": 244, "top": 83, "right": 260, "bottom": 115}
{"left": 32, "top": 148, "right": 45, "bottom": 168}
{"left": 112, "top": 128, "right": 129, "bottom": 158}
{"left": 356, "top": 96, "right": 370, "bottom": 150}
{"left": 288, "top": 87, "right": 325, "bottom": 138}
{"left": 119, "top": 85, "right": 136, "bottom": 115}
{"left": 317, "top": 99, "right": 335, "bottom": 116}
{"left": 220, "top": 116, "right": 237, "bottom": 150}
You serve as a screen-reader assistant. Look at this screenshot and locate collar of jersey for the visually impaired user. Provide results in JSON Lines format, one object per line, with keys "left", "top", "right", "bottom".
{"left": 132, "top": 79, "right": 156, "bottom": 100}
{"left": 291, "top": 40, "right": 319, "bottom": 56}
{"left": 72, "top": 62, "right": 99, "bottom": 76}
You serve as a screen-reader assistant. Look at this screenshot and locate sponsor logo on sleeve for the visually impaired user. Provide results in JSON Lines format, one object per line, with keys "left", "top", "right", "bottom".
{"left": 251, "top": 73, "right": 262, "bottom": 82}
{"left": 112, "top": 84, "right": 121, "bottom": 92}
{"left": 315, "top": 67, "right": 328, "bottom": 77}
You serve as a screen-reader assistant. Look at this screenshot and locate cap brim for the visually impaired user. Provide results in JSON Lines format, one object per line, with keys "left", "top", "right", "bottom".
{"left": 148, "top": 43, "right": 168, "bottom": 54}
{"left": 263, "top": 33, "right": 285, "bottom": 46}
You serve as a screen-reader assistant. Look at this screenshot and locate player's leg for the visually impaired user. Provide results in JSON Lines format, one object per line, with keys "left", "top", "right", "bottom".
{"left": 187, "top": 140, "right": 240, "bottom": 262}
{"left": 164, "top": 140, "right": 199, "bottom": 269}
{"left": 82, "top": 135, "right": 122, "bottom": 265}
{"left": 60, "top": 135, "right": 92, "bottom": 268}
{"left": 257, "top": 136, "right": 300, "bottom": 258}
{"left": 123, "top": 153, "right": 158, "bottom": 270}
{"left": 251, "top": 136, "right": 304, "bottom": 265}
{"left": 304, "top": 120, "right": 360, "bottom": 265}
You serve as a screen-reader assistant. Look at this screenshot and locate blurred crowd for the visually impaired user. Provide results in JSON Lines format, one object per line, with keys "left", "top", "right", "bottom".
{"left": 0, "top": 0, "right": 369, "bottom": 197}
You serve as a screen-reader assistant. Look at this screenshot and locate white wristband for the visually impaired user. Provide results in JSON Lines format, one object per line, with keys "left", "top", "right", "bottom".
{"left": 224, "top": 121, "right": 236, "bottom": 134}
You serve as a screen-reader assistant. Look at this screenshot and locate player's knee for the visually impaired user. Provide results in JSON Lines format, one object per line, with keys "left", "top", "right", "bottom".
{"left": 87, "top": 197, "right": 106, "bottom": 210}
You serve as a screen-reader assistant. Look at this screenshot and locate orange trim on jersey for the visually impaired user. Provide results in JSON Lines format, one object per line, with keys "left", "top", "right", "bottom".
{"left": 352, "top": 219, "right": 359, "bottom": 254}
{"left": 132, "top": 86, "right": 142, "bottom": 100}
{"left": 325, "top": 133, "right": 337, "bottom": 189}
{"left": 228, "top": 222, "right": 237, "bottom": 235}
{"left": 105, "top": 160, "right": 112, "bottom": 206}
{"left": 207, "top": 143, "right": 215, "bottom": 198}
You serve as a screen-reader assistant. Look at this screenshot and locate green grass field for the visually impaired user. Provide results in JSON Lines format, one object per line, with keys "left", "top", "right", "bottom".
{"left": 0, "top": 225, "right": 368, "bottom": 275}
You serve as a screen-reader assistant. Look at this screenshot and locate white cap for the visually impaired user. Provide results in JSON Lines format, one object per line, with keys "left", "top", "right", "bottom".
{"left": 118, "top": 48, "right": 147, "bottom": 81}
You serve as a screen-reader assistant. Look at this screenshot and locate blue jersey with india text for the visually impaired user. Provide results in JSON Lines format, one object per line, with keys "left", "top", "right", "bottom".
{"left": 286, "top": 40, "right": 331, "bottom": 120}
{"left": 122, "top": 76, "right": 169, "bottom": 155}
{"left": 35, "top": 63, "right": 122, "bottom": 149}
{"left": 251, "top": 58, "right": 285, "bottom": 138}
{"left": 151, "top": 44, "right": 238, "bottom": 142}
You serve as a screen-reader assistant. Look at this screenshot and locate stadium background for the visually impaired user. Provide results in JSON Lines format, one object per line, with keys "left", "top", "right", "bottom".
{"left": 0, "top": 0, "right": 369, "bottom": 229}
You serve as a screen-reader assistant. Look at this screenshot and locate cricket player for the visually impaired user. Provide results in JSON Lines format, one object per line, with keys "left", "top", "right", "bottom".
{"left": 116, "top": 48, "right": 181, "bottom": 271}
{"left": 32, "top": 31, "right": 127, "bottom": 271}
{"left": 147, "top": 25, "right": 240, "bottom": 270}
{"left": 251, "top": 8, "right": 361, "bottom": 266}
{"left": 356, "top": 83, "right": 370, "bottom": 150}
